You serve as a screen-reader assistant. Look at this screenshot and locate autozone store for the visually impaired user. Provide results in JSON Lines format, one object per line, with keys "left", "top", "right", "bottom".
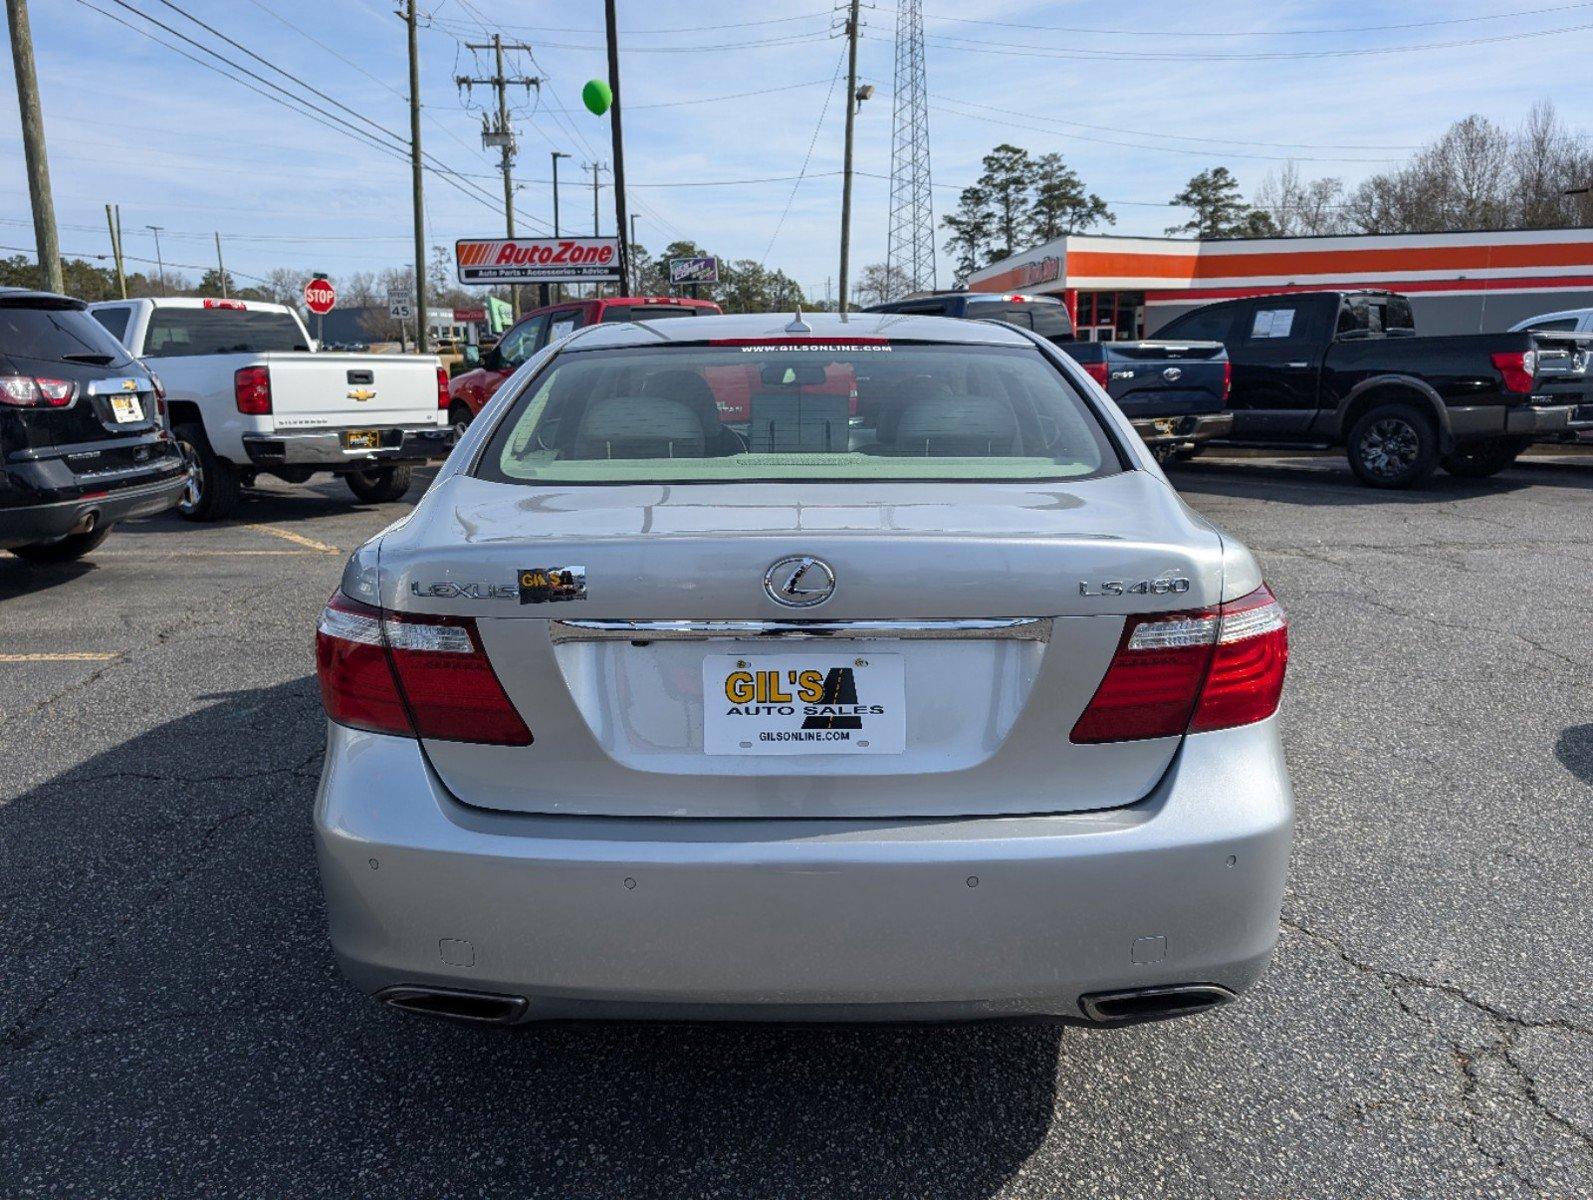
{"left": 965, "top": 228, "right": 1593, "bottom": 339}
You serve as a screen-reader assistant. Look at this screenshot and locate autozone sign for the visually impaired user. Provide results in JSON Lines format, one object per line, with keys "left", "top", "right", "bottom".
{"left": 455, "top": 237, "right": 621, "bottom": 284}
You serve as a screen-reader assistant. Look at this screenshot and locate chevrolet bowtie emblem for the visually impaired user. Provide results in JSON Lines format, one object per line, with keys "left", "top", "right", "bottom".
{"left": 347, "top": 388, "right": 376, "bottom": 402}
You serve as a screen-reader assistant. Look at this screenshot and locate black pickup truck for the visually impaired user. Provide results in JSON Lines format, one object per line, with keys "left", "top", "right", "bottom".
{"left": 1154, "top": 289, "right": 1586, "bottom": 487}
{"left": 865, "top": 291, "right": 1232, "bottom": 457}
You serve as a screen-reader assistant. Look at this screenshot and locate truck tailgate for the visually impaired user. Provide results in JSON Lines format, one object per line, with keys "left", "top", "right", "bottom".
{"left": 1103, "top": 342, "right": 1228, "bottom": 419}
{"left": 264, "top": 353, "right": 444, "bottom": 430}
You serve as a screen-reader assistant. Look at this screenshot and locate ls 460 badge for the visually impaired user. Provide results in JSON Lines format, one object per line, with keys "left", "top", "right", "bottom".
{"left": 1079, "top": 577, "right": 1192, "bottom": 597}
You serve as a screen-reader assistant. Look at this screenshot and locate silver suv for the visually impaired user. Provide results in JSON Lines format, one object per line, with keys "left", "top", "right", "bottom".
{"left": 313, "top": 312, "right": 1293, "bottom": 1027}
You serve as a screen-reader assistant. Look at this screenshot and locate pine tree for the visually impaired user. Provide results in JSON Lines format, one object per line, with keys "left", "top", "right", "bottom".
{"left": 1028, "top": 152, "right": 1115, "bottom": 240}
{"left": 1166, "top": 167, "right": 1272, "bottom": 238}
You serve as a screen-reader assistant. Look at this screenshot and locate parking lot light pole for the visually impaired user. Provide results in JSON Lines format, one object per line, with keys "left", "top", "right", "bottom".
{"left": 547, "top": 150, "right": 570, "bottom": 305}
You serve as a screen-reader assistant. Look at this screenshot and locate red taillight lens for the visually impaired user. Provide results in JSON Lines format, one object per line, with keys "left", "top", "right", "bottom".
{"left": 234, "top": 365, "right": 272, "bottom": 414}
{"left": 0, "top": 375, "right": 75, "bottom": 407}
{"left": 1080, "top": 360, "right": 1111, "bottom": 389}
{"left": 1221, "top": 359, "right": 1232, "bottom": 401}
{"left": 1490, "top": 350, "right": 1536, "bottom": 395}
{"left": 315, "top": 593, "right": 532, "bottom": 745}
{"left": 436, "top": 365, "right": 450, "bottom": 409}
{"left": 1071, "top": 584, "right": 1287, "bottom": 743}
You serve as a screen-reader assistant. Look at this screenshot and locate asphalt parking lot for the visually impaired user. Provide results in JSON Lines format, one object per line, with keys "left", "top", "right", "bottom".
{"left": 1, "top": 451, "right": 1589, "bottom": 1199}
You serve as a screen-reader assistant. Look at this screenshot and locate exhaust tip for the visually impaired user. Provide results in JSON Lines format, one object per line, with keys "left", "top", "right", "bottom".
{"left": 376, "top": 985, "right": 528, "bottom": 1025}
{"left": 1079, "top": 983, "right": 1236, "bottom": 1027}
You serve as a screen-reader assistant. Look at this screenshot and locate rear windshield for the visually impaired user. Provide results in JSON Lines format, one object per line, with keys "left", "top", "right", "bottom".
{"left": 599, "top": 305, "right": 705, "bottom": 323}
{"left": 143, "top": 307, "right": 310, "bottom": 357}
{"left": 0, "top": 303, "right": 135, "bottom": 367}
{"left": 966, "top": 299, "right": 1072, "bottom": 342}
{"left": 476, "top": 341, "right": 1120, "bottom": 485}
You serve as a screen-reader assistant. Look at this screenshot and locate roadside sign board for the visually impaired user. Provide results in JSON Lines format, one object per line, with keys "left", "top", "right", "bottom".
{"left": 303, "top": 277, "right": 337, "bottom": 315}
{"left": 453, "top": 306, "right": 487, "bottom": 323}
{"left": 455, "top": 236, "right": 621, "bottom": 284}
{"left": 387, "top": 292, "right": 413, "bottom": 320}
{"left": 669, "top": 255, "right": 719, "bottom": 285}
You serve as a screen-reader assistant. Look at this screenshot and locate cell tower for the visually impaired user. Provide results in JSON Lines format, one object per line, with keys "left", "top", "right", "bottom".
{"left": 885, "top": 0, "right": 935, "bottom": 296}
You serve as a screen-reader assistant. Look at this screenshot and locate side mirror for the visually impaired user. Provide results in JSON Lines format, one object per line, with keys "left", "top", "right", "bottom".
{"left": 462, "top": 344, "right": 482, "bottom": 368}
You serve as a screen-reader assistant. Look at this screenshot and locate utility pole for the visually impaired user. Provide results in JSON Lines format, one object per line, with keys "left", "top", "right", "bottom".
{"left": 603, "top": 0, "right": 630, "bottom": 299}
{"left": 585, "top": 160, "right": 606, "bottom": 295}
{"left": 213, "top": 231, "right": 228, "bottom": 298}
{"left": 105, "top": 204, "right": 126, "bottom": 298}
{"left": 549, "top": 149, "right": 569, "bottom": 305}
{"left": 146, "top": 225, "right": 166, "bottom": 293}
{"left": 402, "top": 0, "right": 429, "bottom": 353}
{"left": 6, "top": 0, "right": 61, "bottom": 292}
{"left": 456, "top": 34, "right": 539, "bottom": 318}
{"left": 629, "top": 212, "right": 638, "bottom": 294}
{"left": 838, "top": 0, "right": 862, "bottom": 315}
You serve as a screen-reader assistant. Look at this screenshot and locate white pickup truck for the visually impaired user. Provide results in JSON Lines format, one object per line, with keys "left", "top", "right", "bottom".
{"left": 87, "top": 297, "right": 452, "bottom": 520}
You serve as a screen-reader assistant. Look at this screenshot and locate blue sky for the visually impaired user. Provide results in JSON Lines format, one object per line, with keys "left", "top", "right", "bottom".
{"left": 4, "top": 0, "right": 1592, "bottom": 299}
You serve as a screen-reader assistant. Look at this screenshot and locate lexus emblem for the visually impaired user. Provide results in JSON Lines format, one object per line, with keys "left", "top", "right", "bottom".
{"left": 1161, "top": 366, "right": 1183, "bottom": 382}
{"left": 764, "top": 555, "right": 836, "bottom": 608}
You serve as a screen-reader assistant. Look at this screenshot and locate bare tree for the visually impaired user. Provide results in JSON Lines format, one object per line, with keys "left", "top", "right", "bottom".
{"left": 852, "top": 261, "right": 913, "bottom": 307}
{"left": 1254, "top": 162, "right": 1346, "bottom": 237}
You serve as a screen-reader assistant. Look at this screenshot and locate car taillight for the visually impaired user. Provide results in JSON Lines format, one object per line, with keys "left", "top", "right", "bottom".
{"left": 0, "top": 375, "right": 76, "bottom": 407}
{"left": 1221, "top": 359, "right": 1232, "bottom": 401}
{"left": 234, "top": 365, "right": 272, "bottom": 414}
{"left": 436, "top": 365, "right": 450, "bottom": 409}
{"left": 1491, "top": 350, "right": 1536, "bottom": 395}
{"left": 1080, "top": 360, "right": 1111, "bottom": 388}
{"left": 1071, "top": 584, "right": 1287, "bottom": 743}
{"left": 315, "top": 592, "right": 532, "bottom": 745}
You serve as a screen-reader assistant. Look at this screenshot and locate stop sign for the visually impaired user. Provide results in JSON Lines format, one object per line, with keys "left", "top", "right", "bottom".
{"left": 303, "top": 277, "right": 337, "bottom": 315}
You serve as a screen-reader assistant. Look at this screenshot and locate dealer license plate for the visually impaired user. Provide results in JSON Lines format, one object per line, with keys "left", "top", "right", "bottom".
{"left": 342, "top": 429, "right": 380, "bottom": 451}
{"left": 109, "top": 394, "right": 143, "bottom": 423}
{"left": 703, "top": 653, "right": 905, "bottom": 755}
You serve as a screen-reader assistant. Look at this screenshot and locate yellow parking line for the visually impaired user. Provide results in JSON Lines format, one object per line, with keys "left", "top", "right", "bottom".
{"left": 247, "top": 524, "right": 340, "bottom": 554}
{"left": 0, "top": 652, "right": 121, "bottom": 663}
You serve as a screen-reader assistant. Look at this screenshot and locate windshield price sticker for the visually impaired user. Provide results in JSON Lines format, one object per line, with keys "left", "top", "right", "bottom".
{"left": 703, "top": 653, "right": 906, "bottom": 755}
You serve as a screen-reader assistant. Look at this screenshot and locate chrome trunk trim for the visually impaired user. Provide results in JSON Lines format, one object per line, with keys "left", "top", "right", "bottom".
{"left": 548, "top": 617, "right": 1053, "bottom": 643}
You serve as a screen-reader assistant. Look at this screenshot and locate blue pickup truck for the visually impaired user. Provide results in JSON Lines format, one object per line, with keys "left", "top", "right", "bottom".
{"left": 864, "top": 291, "right": 1231, "bottom": 459}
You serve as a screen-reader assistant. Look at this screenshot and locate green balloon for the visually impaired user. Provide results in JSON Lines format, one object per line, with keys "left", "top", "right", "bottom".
{"left": 582, "top": 79, "right": 612, "bottom": 116}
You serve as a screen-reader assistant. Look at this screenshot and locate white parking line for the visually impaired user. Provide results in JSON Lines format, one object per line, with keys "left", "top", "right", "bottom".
{"left": 0, "top": 652, "right": 121, "bottom": 663}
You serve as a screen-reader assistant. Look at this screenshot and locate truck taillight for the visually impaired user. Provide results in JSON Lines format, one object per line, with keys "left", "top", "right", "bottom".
{"left": 234, "top": 365, "right": 272, "bottom": 414}
{"left": 1491, "top": 350, "right": 1537, "bottom": 395}
{"left": 1080, "top": 361, "right": 1111, "bottom": 389}
{"left": 437, "top": 365, "right": 450, "bottom": 409}
{"left": 315, "top": 593, "right": 532, "bottom": 746}
{"left": 0, "top": 375, "right": 75, "bottom": 407}
{"left": 1071, "top": 584, "right": 1288, "bottom": 743}
{"left": 1221, "top": 359, "right": 1232, "bottom": 401}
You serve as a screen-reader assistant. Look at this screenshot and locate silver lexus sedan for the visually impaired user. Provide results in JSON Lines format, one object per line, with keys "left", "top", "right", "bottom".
{"left": 313, "top": 312, "right": 1292, "bottom": 1027}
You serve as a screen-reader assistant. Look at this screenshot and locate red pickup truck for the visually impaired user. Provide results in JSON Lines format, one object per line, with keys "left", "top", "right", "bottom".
{"left": 447, "top": 295, "right": 720, "bottom": 435}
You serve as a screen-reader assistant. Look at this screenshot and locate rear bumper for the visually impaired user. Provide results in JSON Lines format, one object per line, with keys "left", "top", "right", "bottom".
{"left": 1447, "top": 402, "right": 1574, "bottom": 443}
{"left": 314, "top": 718, "right": 1293, "bottom": 1024}
{"left": 242, "top": 424, "right": 453, "bottom": 468}
{"left": 1129, "top": 412, "right": 1234, "bottom": 445}
{"left": 0, "top": 470, "right": 185, "bottom": 549}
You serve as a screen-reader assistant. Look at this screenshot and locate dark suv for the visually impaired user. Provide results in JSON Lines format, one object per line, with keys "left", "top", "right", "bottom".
{"left": 864, "top": 291, "right": 1074, "bottom": 343}
{"left": 0, "top": 290, "right": 186, "bottom": 562}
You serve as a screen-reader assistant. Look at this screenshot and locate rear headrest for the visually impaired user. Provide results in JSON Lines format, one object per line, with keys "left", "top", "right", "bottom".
{"left": 892, "top": 394, "right": 1020, "bottom": 456}
{"left": 568, "top": 395, "right": 707, "bottom": 459}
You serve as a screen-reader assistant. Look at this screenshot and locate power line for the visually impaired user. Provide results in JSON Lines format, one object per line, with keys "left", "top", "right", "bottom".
{"left": 762, "top": 43, "right": 848, "bottom": 265}
{"left": 433, "top": 7, "right": 833, "bottom": 36}
{"left": 926, "top": 20, "right": 1593, "bottom": 62}
{"left": 914, "top": 2, "right": 1593, "bottom": 38}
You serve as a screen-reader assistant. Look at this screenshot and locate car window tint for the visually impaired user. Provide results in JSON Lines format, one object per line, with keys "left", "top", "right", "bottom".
{"left": 497, "top": 316, "right": 546, "bottom": 366}
{"left": 1159, "top": 305, "right": 1234, "bottom": 343}
{"left": 598, "top": 305, "right": 703, "bottom": 322}
{"left": 1527, "top": 317, "right": 1579, "bottom": 332}
{"left": 1028, "top": 305, "right": 1073, "bottom": 341}
{"left": 143, "top": 308, "right": 308, "bottom": 357}
{"left": 0, "top": 303, "right": 136, "bottom": 365}
{"left": 477, "top": 342, "right": 1121, "bottom": 486}
{"left": 91, "top": 306, "right": 132, "bottom": 343}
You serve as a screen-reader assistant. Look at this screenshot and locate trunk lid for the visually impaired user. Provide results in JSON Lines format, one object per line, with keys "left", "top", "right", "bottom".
{"left": 378, "top": 471, "right": 1227, "bottom": 819}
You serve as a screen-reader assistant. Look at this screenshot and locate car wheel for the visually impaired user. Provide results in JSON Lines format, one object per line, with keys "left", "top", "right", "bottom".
{"left": 1441, "top": 440, "right": 1524, "bottom": 479}
{"left": 449, "top": 401, "right": 474, "bottom": 442}
{"left": 172, "top": 423, "right": 241, "bottom": 521}
{"left": 10, "top": 522, "right": 113, "bottom": 563}
{"left": 1346, "top": 403, "right": 1438, "bottom": 489}
{"left": 345, "top": 464, "right": 413, "bottom": 503}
